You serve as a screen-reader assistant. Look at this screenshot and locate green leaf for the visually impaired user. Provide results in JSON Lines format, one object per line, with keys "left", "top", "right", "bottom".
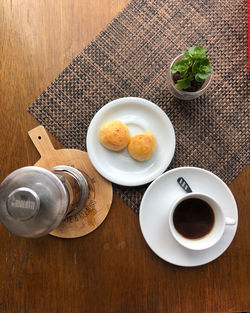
{"left": 171, "top": 64, "right": 179, "bottom": 73}
{"left": 175, "top": 77, "right": 191, "bottom": 90}
{"left": 188, "top": 46, "right": 207, "bottom": 57}
{"left": 192, "top": 60, "right": 201, "bottom": 74}
{"left": 188, "top": 46, "right": 196, "bottom": 56}
{"left": 199, "top": 65, "right": 211, "bottom": 73}
{"left": 195, "top": 73, "right": 209, "bottom": 81}
{"left": 191, "top": 55, "right": 201, "bottom": 60}
{"left": 178, "top": 65, "right": 189, "bottom": 74}
{"left": 195, "top": 74, "right": 204, "bottom": 82}
{"left": 182, "top": 50, "right": 190, "bottom": 59}
{"left": 200, "top": 57, "right": 210, "bottom": 66}
{"left": 195, "top": 46, "right": 207, "bottom": 55}
{"left": 171, "top": 60, "right": 189, "bottom": 75}
{"left": 176, "top": 59, "right": 189, "bottom": 66}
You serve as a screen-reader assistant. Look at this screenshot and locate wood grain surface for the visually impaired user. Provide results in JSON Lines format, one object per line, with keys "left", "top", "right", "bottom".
{"left": 0, "top": 1, "right": 249, "bottom": 312}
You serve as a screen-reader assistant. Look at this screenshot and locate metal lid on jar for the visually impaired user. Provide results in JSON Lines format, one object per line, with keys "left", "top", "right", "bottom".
{"left": 0, "top": 166, "right": 68, "bottom": 237}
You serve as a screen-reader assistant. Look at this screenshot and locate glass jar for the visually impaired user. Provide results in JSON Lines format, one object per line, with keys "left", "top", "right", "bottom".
{"left": 0, "top": 166, "right": 89, "bottom": 237}
{"left": 168, "top": 54, "right": 212, "bottom": 101}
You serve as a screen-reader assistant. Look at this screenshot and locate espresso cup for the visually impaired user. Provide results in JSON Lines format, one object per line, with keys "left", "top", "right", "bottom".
{"left": 168, "top": 193, "right": 236, "bottom": 250}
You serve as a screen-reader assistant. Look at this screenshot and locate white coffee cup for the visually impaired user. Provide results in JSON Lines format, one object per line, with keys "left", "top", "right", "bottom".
{"left": 169, "top": 193, "right": 236, "bottom": 250}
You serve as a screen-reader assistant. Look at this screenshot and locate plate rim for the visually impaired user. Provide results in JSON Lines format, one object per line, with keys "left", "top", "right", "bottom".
{"left": 86, "top": 97, "right": 176, "bottom": 186}
{"left": 139, "top": 166, "right": 238, "bottom": 267}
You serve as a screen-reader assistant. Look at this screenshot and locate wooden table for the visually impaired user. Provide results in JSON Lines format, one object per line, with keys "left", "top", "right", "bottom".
{"left": 0, "top": 1, "right": 249, "bottom": 312}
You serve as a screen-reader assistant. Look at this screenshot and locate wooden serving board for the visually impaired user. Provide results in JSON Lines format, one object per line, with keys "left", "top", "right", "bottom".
{"left": 28, "top": 125, "right": 113, "bottom": 238}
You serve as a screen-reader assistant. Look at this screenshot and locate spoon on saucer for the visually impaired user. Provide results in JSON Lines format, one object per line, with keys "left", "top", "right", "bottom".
{"left": 177, "top": 177, "right": 192, "bottom": 193}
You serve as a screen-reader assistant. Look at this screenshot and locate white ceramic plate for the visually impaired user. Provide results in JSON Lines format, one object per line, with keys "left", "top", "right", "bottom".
{"left": 86, "top": 97, "right": 176, "bottom": 186}
{"left": 139, "top": 167, "right": 238, "bottom": 267}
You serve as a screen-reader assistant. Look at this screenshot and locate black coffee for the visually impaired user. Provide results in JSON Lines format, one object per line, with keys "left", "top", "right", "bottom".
{"left": 173, "top": 198, "right": 215, "bottom": 239}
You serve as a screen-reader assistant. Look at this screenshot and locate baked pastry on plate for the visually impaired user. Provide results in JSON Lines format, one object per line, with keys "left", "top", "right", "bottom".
{"left": 128, "top": 131, "right": 157, "bottom": 161}
{"left": 99, "top": 120, "right": 130, "bottom": 151}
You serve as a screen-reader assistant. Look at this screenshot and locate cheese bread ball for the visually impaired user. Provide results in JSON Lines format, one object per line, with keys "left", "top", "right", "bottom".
{"left": 128, "top": 131, "right": 157, "bottom": 161}
{"left": 99, "top": 120, "right": 130, "bottom": 151}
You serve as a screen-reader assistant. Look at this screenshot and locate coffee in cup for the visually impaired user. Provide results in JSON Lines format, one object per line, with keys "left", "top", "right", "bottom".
{"left": 169, "top": 193, "right": 235, "bottom": 250}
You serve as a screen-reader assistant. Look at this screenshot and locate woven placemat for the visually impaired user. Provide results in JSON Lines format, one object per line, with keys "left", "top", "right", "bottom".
{"left": 28, "top": 0, "right": 249, "bottom": 213}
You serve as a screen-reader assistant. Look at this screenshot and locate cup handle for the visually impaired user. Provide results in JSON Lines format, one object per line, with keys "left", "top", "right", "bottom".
{"left": 225, "top": 217, "right": 236, "bottom": 225}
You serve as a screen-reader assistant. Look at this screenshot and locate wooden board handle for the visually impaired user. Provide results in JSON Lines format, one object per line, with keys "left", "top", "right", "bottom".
{"left": 28, "top": 125, "right": 56, "bottom": 157}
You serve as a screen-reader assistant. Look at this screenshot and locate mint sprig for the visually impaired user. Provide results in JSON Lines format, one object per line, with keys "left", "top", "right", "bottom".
{"left": 171, "top": 46, "right": 212, "bottom": 90}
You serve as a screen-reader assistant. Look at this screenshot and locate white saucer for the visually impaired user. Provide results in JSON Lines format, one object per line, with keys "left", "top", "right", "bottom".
{"left": 139, "top": 167, "right": 238, "bottom": 267}
{"left": 86, "top": 97, "right": 175, "bottom": 186}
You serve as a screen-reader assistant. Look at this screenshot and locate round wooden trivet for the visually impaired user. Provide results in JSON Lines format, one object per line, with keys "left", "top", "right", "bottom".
{"left": 28, "top": 125, "right": 113, "bottom": 238}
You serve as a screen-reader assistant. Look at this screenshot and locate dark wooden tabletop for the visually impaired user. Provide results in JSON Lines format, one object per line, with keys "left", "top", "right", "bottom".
{"left": 0, "top": 1, "right": 249, "bottom": 312}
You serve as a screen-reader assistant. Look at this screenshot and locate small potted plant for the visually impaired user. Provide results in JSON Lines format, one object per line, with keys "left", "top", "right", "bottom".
{"left": 168, "top": 46, "right": 212, "bottom": 100}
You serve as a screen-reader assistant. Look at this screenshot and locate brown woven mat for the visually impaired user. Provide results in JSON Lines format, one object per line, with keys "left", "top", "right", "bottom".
{"left": 28, "top": 0, "right": 249, "bottom": 213}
